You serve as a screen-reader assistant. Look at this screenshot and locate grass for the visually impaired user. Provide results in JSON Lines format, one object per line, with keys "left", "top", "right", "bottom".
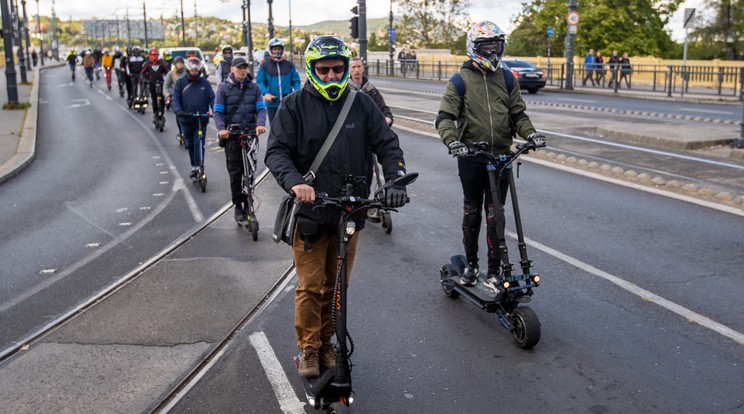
{"left": 2, "top": 102, "right": 31, "bottom": 110}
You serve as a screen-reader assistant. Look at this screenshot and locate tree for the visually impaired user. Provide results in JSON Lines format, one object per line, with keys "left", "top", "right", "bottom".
{"left": 507, "top": 0, "right": 684, "bottom": 58}
{"left": 688, "top": 0, "right": 743, "bottom": 59}
{"left": 397, "top": 0, "right": 471, "bottom": 49}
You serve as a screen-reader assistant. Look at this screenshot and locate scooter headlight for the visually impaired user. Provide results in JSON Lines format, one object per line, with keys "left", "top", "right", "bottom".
{"left": 502, "top": 281, "right": 510, "bottom": 289}
{"left": 533, "top": 275, "right": 541, "bottom": 283}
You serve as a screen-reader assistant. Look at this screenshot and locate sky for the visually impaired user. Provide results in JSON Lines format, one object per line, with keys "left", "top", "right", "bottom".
{"left": 46, "top": 0, "right": 704, "bottom": 43}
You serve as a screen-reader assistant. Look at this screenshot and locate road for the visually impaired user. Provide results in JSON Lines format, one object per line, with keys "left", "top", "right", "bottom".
{"left": 0, "top": 68, "right": 742, "bottom": 413}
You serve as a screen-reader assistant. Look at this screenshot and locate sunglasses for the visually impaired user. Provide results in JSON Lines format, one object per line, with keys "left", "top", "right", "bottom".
{"left": 315, "top": 65, "right": 345, "bottom": 75}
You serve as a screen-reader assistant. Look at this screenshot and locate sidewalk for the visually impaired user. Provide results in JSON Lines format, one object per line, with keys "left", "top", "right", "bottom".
{"left": 0, "top": 66, "right": 38, "bottom": 184}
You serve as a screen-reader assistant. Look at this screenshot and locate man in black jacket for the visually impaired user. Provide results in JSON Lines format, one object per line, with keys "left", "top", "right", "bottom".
{"left": 265, "top": 36, "right": 408, "bottom": 379}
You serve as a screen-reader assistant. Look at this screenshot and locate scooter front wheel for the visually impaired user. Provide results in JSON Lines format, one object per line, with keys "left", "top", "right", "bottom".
{"left": 250, "top": 220, "right": 259, "bottom": 241}
{"left": 327, "top": 402, "right": 350, "bottom": 414}
{"left": 440, "top": 264, "right": 460, "bottom": 298}
{"left": 510, "top": 306, "right": 541, "bottom": 349}
{"left": 381, "top": 211, "right": 393, "bottom": 234}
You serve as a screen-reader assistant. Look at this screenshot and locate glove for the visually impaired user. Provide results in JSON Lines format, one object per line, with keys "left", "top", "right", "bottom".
{"left": 447, "top": 141, "right": 468, "bottom": 157}
{"left": 527, "top": 132, "right": 547, "bottom": 148}
{"left": 384, "top": 186, "right": 407, "bottom": 208}
{"left": 176, "top": 111, "right": 185, "bottom": 117}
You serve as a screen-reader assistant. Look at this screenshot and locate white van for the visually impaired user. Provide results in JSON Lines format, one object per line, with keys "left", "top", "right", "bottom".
{"left": 160, "top": 47, "right": 210, "bottom": 76}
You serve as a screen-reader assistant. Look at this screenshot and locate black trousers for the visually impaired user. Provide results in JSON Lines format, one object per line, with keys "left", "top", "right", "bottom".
{"left": 224, "top": 137, "right": 247, "bottom": 205}
{"left": 458, "top": 158, "right": 509, "bottom": 276}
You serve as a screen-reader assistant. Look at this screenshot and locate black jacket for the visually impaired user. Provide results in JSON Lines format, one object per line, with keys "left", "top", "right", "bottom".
{"left": 265, "top": 82, "right": 406, "bottom": 227}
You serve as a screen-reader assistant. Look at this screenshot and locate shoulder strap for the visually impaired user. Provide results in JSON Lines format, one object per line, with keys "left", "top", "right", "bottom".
{"left": 503, "top": 68, "right": 515, "bottom": 95}
{"left": 303, "top": 90, "right": 357, "bottom": 183}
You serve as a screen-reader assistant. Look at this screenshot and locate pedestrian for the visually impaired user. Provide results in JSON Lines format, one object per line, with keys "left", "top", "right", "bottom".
{"left": 619, "top": 52, "right": 632, "bottom": 89}
{"left": 606, "top": 50, "right": 620, "bottom": 88}
{"left": 256, "top": 38, "right": 301, "bottom": 123}
{"left": 435, "top": 21, "right": 545, "bottom": 290}
{"left": 594, "top": 50, "right": 605, "bottom": 86}
{"left": 582, "top": 48, "right": 596, "bottom": 87}
{"left": 397, "top": 48, "right": 407, "bottom": 74}
{"left": 31, "top": 49, "right": 38, "bottom": 67}
{"left": 172, "top": 57, "right": 215, "bottom": 178}
{"left": 213, "top": 56, "right": 267, "bottom": 222}
{"left": 264, "top": 35, "right": 407, "bottom": 379}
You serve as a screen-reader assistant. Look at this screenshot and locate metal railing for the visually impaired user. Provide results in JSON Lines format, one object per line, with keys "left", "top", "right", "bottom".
{"left": 364, "top": 58, "right": 744, "bottom": 101}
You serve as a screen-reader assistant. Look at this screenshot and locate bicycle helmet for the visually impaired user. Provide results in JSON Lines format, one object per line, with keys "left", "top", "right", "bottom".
{"left": 304, "top": 36, "right": 351, "bottom": 101}
{"left": 132, "top": 46, "right": 142, "bottom": 56}
{"left": 268, "top": 38, "right": 285, "bottom": 61}
{"left": 466, "top": 21, "right": 507, "bottom": 72}
{"left": 125, "top": 46, "right": 132, "bottom": 55}
{"left": 162, "top": 49, "right": 171, "bottom": 61}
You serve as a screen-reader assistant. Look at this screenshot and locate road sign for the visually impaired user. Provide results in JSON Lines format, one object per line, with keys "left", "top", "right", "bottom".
{"left": 547, "top": 26, "right": 554, "bottom": 37}
{"left": 683, "top": 8, "right": 696, "bottom": 29}
{"left": 568, "top": 25, "right": 578, "bottom": 35}
{"left": 387, "top": 27, "right": 397, "bottom": 42}
{"left": 567, "top": 11, "right": 580, "bottom": 26}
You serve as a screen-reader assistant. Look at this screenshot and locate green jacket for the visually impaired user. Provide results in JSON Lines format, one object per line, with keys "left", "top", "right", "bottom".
{"left": 437, "top": 61, "right": 536, "bottom": 155}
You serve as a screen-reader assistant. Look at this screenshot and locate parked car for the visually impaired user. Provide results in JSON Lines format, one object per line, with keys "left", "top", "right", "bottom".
{"left": 501, "top": 58, "right": 546, "bottom": 94}
{"left": 160, "top": 47, "right": 209, "bottom": 76}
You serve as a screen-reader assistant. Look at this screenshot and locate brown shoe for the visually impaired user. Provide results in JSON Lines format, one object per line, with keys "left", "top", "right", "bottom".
{"left": 298, "top": 347, "right": 320, "bottom": 378}
{"left": 319, "top": 342, "right": 336, "bottom": 368}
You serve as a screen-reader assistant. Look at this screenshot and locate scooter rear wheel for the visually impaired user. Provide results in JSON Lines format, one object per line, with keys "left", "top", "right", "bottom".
{"left": 440, "top": 264, "right": 460, "bottom": 298}
{"left": 328, "top": 402, "right": 350, "bottom": 414}
{"left": 510, "top": 306, "right": 541, "bottom": 349}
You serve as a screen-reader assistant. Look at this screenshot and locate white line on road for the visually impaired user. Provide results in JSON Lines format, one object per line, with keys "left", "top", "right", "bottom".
{"left": 511, "top": 231, "right": 744, "bottom": 346}
{"left": 249, "top": 331, "right": 307, "bottom": 414}
{"left": 556, "top": 97, "right": 596, "bottom": 103}
{"left": 680, "top": 107, "right": 734, "bottom": 115}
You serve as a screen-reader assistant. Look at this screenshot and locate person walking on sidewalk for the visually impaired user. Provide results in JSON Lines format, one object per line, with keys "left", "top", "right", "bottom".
{"left": 265, "top": 35, "right": 407, "bottom": 379}
{"left": 606, "top": 50, "right": 620, "bottom": 88}
{"left": 214, "top": 57, "right": 267, "bottom": 222}
{"left": 594, "top": 50, "right": 605, "bottom": 86}
{"left": 582, "top": 48, "right": 596, "bottom": 87}
{"left": 256, "top": 38, "right": 301, "bottom": 123}
{"left": 618, "top": 52, "right": 632, "bottom": 89}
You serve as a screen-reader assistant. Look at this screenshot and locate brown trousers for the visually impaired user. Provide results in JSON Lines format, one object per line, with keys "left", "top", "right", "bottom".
{"left": 293, "top": 227, "right": 360, "bottom": 350}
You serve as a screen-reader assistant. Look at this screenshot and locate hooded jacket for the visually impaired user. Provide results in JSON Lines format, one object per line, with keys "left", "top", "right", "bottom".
{"left": 437, "top": 60, "right": 536, "bottom": 156}
{"left": 256, "top": 59, "right": 301, "bottom": 109}
{"left": 265, "top": 82, "right": 406, "bottom": 228}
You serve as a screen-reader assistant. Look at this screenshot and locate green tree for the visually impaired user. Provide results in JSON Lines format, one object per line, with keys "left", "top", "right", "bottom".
{"left": 507, "top": 0, "right": 684, "bottom": 58}
{"left": 688, "top": 0, "right": 744, "bottom": 59}
{"left": 397, "top": 0, "right": 471, "bottom": 49}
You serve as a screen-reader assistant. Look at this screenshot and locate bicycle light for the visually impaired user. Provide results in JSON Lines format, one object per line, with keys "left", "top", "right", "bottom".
{"left": 345, "top": 222, "right": 356, "bottom": 236}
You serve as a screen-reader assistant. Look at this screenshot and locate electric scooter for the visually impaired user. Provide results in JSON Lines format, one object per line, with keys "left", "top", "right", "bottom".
{"left": 231, "top": 125, "right": 260, "bottom": 240}
{"left": 293, "top": 172, "right": 418, "bottom": 413}
{"left": 367, "top": 157, "right": 393, "bottom": 234}
{"left": 183, "top": 112, "right": 210, "bottom": 193}
{"left": 151, "top": 81, "right": 166, "bottom": 132}
{"left": 439, "top": 138, "right": 545, "bottom": 350}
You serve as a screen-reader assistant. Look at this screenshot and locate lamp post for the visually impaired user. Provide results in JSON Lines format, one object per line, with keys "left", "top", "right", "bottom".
{"left": 35, "top": 0, "right": 44, "bottom": 65}
{"left": 243, "top": 0, "right": 254, "bottom": 69}
{"left": 267, "top": 0, "right": 274, "bottom": 39}
{"left": 21, "top": 0, "right": 31, "bottom": 69}
{"left": 12, "top": 0, "right": 28, "bottom": 83}
{"left": 2, "top": 0, "right": 19, "bottom": 103}
{"left": 180, "top": 0, "right": 186, "bottom": 46}
{"left": 388, "top": 0, "right": 393, "bottom": 76}
{"left": 288, "top": 0, "right": 292, "bottom": 58}
{"left": 143, "top": 2, "right": 148, "bottom": 49}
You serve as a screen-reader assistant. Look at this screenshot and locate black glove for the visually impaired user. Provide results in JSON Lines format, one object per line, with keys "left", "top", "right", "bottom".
{"left": 384, "top": 185, "right": 407, "bottom": 208}
{"left": 176, "top": 111, "right": 185, "bottom": 117}
{"left": 447, "top": 141, "right": 468, "bottom": 157}
{"left": 527, "top": 132, "right": 547, "bottom": 148}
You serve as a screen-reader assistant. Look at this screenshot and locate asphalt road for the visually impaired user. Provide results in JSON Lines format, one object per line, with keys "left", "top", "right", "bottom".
{"left": 0, "top": 65, "right": 233, "bottom": 352}
{"left": 170, "top": 127, "right": 744, "bottom": 413}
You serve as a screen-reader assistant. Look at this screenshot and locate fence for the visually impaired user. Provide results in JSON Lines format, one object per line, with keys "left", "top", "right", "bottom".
{"left": 364, "top": 56, "right": 744, "bottom": 101}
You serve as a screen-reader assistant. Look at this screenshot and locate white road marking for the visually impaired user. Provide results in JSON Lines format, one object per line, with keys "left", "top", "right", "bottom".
{"left": 69, "top": 99, "right": 90, "bottom": 108}
{"left": 556, "top": 97, "right": 596, "bottom": 103}
{"left": 514, "top": 232, "right": 744, "bottom": 346}
{"left": 680, "top": 107, "right": 733, "bottom": 115}
{"left": 39, "top": 269, "right": 57, "bottom": 275}
{"left": 249, "top": 331, "right": 307, "bottom": 414}
{"left": 85, "top": 243, "right": 100, "bottom": 248}
{"left": 116, "top": 207, "right": 128, "bottom": 213}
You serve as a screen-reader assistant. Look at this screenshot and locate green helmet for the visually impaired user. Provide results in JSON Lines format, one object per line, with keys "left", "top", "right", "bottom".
{"left": 163, "top": 49, "right": 171, "bottom": 61}
{"left": 304, "top": 36, "right": 351, "bottom": 101}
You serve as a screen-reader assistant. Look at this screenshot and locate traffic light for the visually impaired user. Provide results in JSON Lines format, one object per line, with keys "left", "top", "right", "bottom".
{"left": 350, "top": 5, "right": 359, "bottom": 39}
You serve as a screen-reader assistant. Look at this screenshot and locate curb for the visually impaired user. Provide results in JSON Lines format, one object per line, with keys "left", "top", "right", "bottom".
{"left": 0, "top": 69, "right": 39, "bottom": 185}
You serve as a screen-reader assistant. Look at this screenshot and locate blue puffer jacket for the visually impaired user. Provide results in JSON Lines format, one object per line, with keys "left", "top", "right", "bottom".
{"left": 256, "top": 59, "right": 301, "bottom": 109}
{"left": 213, "top": 73, "right": 267, "bottom": 132}
{"left": 172, "top": 75, "right": 215, "bottom": 127}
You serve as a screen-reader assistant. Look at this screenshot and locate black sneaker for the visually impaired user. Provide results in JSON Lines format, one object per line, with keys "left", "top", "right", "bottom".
{"left": 460, "top": 266, "right": 479, "bottom": 286}
{"left": 234, "top": 204, "right": 246, "bottom": 222}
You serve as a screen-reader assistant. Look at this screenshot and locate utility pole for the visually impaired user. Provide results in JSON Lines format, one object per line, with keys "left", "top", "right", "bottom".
{"left": 288, "top": 0, "right": 292, "bottom": 57}
{"left": 267, "top": 0, "right": 274, "bottom": 39}
{"left": 194, "top": 1, "right": 198, "bottom": 47}
{"left": 143, "top": 2, "right": 148, "bottom": 49}
{"left": 388, "top": 0, "right": 393, "bottom": 76}
{"left": 180, "top": 0, "right": 185, "bottom": 46}
{"left": 359, "top": 0, "right": 367, "bottom": 65}
{"left": 50, "top": 0, "right": 58, "bottom": 59}
{"left": 13, "top": 0, "right": 28, "bottom": 83}
{"left": 244, "top": 0, "right": 254, "bottom": 69}
{"left": 564, "top": 0, "right": 577, "bottom": 90}
{"left": 126, "top": 9, "right": 131, "bottom": 46}
{"left": 36, "top": 0, "right": 44, "bottom": 65}
{"left": 2, "top": 0, "right": 19, "bottom": 103}
{"left": 21, "top": 0, "right": 31, "bottom": 69}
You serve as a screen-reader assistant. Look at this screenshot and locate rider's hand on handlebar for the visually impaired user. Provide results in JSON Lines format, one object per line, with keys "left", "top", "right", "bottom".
{"left": 176, "top": 111, "right": 185, "bottom": 117}
{"left": 218, "top": 129, "right": 229, "bottom": 139}
{"left": 384, "top": 186, "right": 407, "bottom": 208}
{"left": 256, "top": 125, "right": 267, "bottom": 135}
{"left": 527, "top": 132, "right": 547, "bottom": 148}
{"left": 291, "top": 183, "right": 316, "bottom": 204}
{"left": 447, "top": 141, "right": 468, "bottom": 157}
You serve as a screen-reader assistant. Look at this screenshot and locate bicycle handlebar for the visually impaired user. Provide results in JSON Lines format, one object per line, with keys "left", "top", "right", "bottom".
{"left": 181, "top": 112, "right": 212, "bottom": 118}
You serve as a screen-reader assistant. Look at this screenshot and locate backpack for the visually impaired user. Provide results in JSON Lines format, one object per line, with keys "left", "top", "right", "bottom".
{"left": 449, "top": 67, "right": 517, "bottom": 136}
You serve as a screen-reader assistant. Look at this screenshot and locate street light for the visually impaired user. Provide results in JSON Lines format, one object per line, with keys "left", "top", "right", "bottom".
{"left": 288, "top": 0, "right": 292, "bottom": 58}
{"left": 388, "top": 0, "right": 394, "bottom": 76}
{"left": 1, "top": 0, "right": 20, "bottom": 103}
{"left": 35, "top": 0, "right": 44, "bottom": 65}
